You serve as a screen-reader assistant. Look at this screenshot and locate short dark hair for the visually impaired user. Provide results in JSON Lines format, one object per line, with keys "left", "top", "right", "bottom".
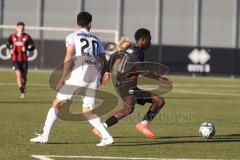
{"left": 134, "top": 28, "right": 151, "bottom": 41}
{"left": 17, "top": 21, "right": 25, "bottom": 27}
{"left": 77, "top": 12, "right": 92, "bottom": 27}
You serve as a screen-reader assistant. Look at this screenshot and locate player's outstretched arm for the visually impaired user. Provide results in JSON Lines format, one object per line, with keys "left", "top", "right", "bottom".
{"left": 6, "top": 35, "right": 13, "bottom": 55}
{"left": 56, "top": 44, "right": 75, "bottom": 90}
{"left": 26, "top": 35, "right": 35, "bottom": 51}
{"left": 159, "top": 76, "right": 173, "bottom": 85}
{"left": 99, "top": 54, "right": 110, "bottom": 85}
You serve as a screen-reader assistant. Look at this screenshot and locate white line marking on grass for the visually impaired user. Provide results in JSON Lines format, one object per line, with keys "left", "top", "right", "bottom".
{"left": 174, "top": 84, "right": 240, "bottom": 88}
{"left": 1, "top": 82, "right": 240, "bottom": 96}
{"left": 31, "top": 155, "right": 224, "bottom": 160}
{"left": 0, "top": 82, "right": 48, "bottom": 87}
{"left": 173, "top": 89, "right": 240, "bottom": 97}
{"left": 1, "top": 82, "right": 240, "bottom": 88}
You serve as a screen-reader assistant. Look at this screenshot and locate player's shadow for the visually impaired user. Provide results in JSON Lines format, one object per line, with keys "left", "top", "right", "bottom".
{"left": 113, "top": 134, "right": 240, "bottom": 146}
{"left": 44, "top": 141, "right": 98, "bottom": 145}
{"left": 31, "top": 134, "right": 240, "bottom": 146}
{"left": 114, "top": 135, "right": 200, "bottom": 139}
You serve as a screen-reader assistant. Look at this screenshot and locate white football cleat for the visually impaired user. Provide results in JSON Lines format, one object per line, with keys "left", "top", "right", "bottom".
{"left": 96, "top": 137, "right": 114, "bottom": 146}
{"left": 30, "top": 133, "right": 48, "bottom": 143}
{"left": 20, "top": 93, "right": 25, "bottom": 98}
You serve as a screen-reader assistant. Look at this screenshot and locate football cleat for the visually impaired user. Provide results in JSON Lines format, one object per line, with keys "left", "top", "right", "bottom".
{"left": 96, "top": 137, "right": 114, "bottom": 146}
{"left": 92, "top": 128, "right": 102, "bottom": 139}
{"left": 20, "top": 93, "right": 25, "bottom": 98}
{"left": 136, "top": 122, "right": 156, "bottom": 140}
{"left": 30, "top": 133, "right": 48, "bottom": 143}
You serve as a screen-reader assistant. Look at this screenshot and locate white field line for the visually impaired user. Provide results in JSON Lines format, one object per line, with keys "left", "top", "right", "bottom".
{"left": 0, "top": 82, "right": 48, "bottom": 87}
{"left": 1, "top": 82, "right": 240, "bottom": 96}
{"left": 173, "top": 89, "right": 240, "bottom": 97}
{"left": 1, "top": 82, "right": 240, "bottom": 88}
{"left": 31, "top": 155, "right": 225, "bottom": 160}
{"left": 174, "top": 84, "right": 240, "bottom": 88}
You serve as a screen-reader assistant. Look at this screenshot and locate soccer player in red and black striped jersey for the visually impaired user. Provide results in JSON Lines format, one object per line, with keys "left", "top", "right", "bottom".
{"left": 6, "top": 22, "right": 35, "bottom": 98}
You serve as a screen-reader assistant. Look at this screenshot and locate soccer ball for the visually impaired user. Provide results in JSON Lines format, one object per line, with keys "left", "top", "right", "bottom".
{"left": 199, "top": 122, "right": 216, "bottom": 138}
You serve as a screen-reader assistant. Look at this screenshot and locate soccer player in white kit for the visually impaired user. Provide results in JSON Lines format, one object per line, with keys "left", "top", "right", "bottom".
{"left": 30, "top": 12, "right": 113, "bottom": 146}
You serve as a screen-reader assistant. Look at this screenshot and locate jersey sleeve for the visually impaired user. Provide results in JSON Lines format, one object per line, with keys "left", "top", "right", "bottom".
{"left": 107, "top": 51, "right": 123, "bottom": 72}
{"left": 98, "top": 41, "right": 105, "bottom": 56}
{"left": 26, "top": 34, "right": 35, "bottom": 51}
{"left": 65, "top": 33, "right": 74, "bottom": 47}
{"left": 6, "top": 34, "right": 13, "bottom": 49}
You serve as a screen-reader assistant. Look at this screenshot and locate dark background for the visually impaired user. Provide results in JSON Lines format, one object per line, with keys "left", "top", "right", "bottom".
{"left": 1, "top": 39, "right": 240, "bottom": 76}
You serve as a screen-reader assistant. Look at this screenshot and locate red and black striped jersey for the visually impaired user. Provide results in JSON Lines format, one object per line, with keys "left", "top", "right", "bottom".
{"left": 6, "top": 32, "right": 35, "bottom": 62}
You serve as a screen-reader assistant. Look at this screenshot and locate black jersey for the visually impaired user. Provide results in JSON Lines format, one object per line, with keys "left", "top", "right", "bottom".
{"left": 107, "top": 44, "right": 144, "bottom": 81}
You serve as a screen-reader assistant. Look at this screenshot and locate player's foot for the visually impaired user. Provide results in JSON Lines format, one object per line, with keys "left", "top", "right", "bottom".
{"left": 30, "top": 133, "right": 48, "bottom": 143}
{"left": 96, "top": 137, "right": 114, "bottom": 146}
{"left": 92, "top": 128, "right": 102, "bottom": 139}
{"left": 20, "top": 93, "right": 25, "bottom": 98}
{"left": 136, "top": 122, "right": 156, "bottom": 140}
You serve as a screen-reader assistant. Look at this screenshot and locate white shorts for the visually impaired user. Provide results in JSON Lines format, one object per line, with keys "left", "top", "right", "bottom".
{"left": 56, "top": 65, "right": 101, "bottom": 109}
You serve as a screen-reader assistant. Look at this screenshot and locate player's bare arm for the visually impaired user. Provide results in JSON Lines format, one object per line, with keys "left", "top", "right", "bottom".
{"left": 99, "top": 53, "right": 109, "bottom": 85}
{"left": 56, "top": 44, "right": 75, "bottom": 90}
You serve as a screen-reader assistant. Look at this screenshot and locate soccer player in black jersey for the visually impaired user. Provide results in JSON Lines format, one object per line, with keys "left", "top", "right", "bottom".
{"left": 93, "top": 28, "right": 172, "bottom": 139}
{"left": 6, "top": 22, "right": 35, "bottom": 98}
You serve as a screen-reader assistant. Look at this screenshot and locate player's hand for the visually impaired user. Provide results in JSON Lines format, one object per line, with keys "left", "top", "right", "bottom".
{"left": 101, "top": 72, "right": 110, "bottom": 85}
{"left": 10, "top": 49, "right": 15, "bottom": 55}
{"left": 159, "top": 77, "right": 173, "bottom": 85}
{"left": 22, "top": 47, "right": 26, "bottom": 52}
{"left": 56, "top": 78, "right": 65, "bottom": 91}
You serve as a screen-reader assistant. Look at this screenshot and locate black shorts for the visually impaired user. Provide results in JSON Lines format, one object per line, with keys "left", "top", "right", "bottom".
{"left": 116, "top": 80, "right": 153, "bottom": 105}
{"left": 12, "top": 61, "right": 28, "bottom": 75}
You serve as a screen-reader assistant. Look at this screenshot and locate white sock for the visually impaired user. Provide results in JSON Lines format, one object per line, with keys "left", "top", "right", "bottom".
{"left": 42, "top": 107, "right": 59, "bottom": 137}
{"left": 103, "top": 123, "right": 108, "bottom": 128}
{"left": 141, "top": 120, "right": 149, "bottom": 125}
{"left": 88, "top": 115, "right": 112, "bottom": 139}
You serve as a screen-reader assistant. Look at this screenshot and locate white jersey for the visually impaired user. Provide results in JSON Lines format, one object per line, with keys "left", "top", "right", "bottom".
{"left": 56, "top": 28, "right": 105, "bottom": 108}
{"left": 66, "top": 28, "right": 105, "bottom": 57}
{"left": 65, "top": 28, "right": 105, "bottom": 76}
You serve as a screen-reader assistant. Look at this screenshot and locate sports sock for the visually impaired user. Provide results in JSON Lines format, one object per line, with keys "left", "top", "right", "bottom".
{"left": 140, "top": 120, "right": 148, "bottom": 125}
{"left": 42, "top": 107, "right": 59, "bottom": 137}
{"left": 19, "top": 87, "right": 25, "bottom": 93}
{"left": 105, "top": 116, "right": 119, "bottom": 128}
{"left": 143, "top": 108, "right": 161, "bottom": 122}
{"left": 88, "top": 114, "right": 112, "bottom": 139}
{"left": 103, "top": 123, "right": 108, "bottom": 128}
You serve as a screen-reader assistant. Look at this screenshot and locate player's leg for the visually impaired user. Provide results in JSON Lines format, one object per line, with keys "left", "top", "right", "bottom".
{"left": 103, "top": 81, "right": 137, "bottom": 128}
{"left": 141, "top": 95, "right": 165, "bottom": 124}
{"left": 83, "top": 73, "right": 113, "bottom": 146}
{"left": 30, "top": 98, "right": 63, "bottom": 143}
{"left": 136, "top": 94, "right": 165, "bottom": 139}
{"left": 30, "top": 81, "right": 75, "bottom": 143}
{"left": 13, "top": 61, "right": 25, "bottom": 97}
{"left": 15, "top": 70, "right": 23, "bottom": 90}
{"left": 82, "top": 104, "right": 113, "bottom": 146}
{"left": 92, "top": 95, "right": 136, "bottom": 139}
{"left": 104, "top": 95, "right": 135, "bottom": 128}
{"left": 92, "top": 80, "right": 137, "bottom": 138}
{"left": 21, "top": 61, "right": 28, "bottom": 91}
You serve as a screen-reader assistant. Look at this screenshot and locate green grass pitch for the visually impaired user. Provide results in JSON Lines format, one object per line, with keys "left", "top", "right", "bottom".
{"left": 0, "top": 69, "right": 239, "bottom": 159}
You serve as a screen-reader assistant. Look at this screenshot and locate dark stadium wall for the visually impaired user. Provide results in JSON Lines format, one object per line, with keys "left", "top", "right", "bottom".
{"left": 0, "top": 39, "right": 240, "bottom": 76}
{"left": 161, "top": 45, "right": 240, "bottom": 76}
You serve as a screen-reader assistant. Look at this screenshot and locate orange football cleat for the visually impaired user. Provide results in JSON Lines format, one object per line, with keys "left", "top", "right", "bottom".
{"left": 92, "top": 128, "right": 102, "bottom": 139}
{"left": 136, "top": 122, "right": 156, "bottom": 140}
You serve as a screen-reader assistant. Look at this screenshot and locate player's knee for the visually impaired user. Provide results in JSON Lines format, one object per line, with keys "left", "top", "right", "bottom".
{"left": 82, "top": 107, "right": 94, "bottom": 119}
{"left": 52, "top": 98, "right": 63, "bottom": 109}
{"left": 124, "top": 107, "right": 134, "bottom": 115}
{"left": 152, "top": 96, "right": 165, "bottom": 108}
